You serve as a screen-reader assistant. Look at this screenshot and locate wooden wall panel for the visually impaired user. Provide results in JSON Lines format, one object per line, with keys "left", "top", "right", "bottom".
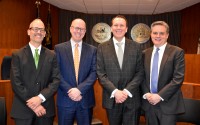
{"left": 184, "top": 54, "right": 200, "bottom": 83}
{"left": 1, "top": 80, "right": 199, "bottom": 125}
{"left": 0, "top": 80, "right": 15, "bottom": 125}
{"left": 0, "top": 0, "right": 59, "bottom": 49}
{"left": 180, "top": 3, "right": 200, "bottom": 54}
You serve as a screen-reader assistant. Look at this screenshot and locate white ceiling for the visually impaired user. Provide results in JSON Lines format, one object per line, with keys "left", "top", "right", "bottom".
{"left": 43, "top": 0, "right": 200, "bottom": 15}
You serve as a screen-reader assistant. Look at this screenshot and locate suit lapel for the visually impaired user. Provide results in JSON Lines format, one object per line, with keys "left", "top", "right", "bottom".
{"left": 122, "top": 39, "right": 131, "bottom": 70}
{"left": 108, "top": 40, "right": 121, "bottom": 69}
{"left": 145, "top": 48, "right": 153, "bottom": 88}
{"left": 159, "top": 44, "right": 171, "bottom": 79}
{"left": 35, "top": 47, "right": 46, "bottom": 78}
{"left": 78, "top": 43, "right": 87, "bottom": 80}
{"left": 23, "top": 45, "right": 38, "bottom": 78}
{"left": 65, "top": 41, "right": 74, "bottom": 70}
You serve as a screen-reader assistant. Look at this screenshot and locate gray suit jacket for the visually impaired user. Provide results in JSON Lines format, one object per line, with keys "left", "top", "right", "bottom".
{"left": 141, "top": 43, "right": 185, "bottom": 114}
{"left": 10, "top": 44, "right": 60, "bottom": 119}
{"left": 97, "top": 38, "right": 144, "bottom": 110}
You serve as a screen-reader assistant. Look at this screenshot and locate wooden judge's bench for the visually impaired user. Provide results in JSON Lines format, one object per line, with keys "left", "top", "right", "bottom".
{"left": 1, "top": 49, "right": 200, "bottom": 125}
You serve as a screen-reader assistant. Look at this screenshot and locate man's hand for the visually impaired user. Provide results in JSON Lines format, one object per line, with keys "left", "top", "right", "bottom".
{"left": 114, "top": 90, "right": 128, "bottom": 103}
{"left": 26, "top": 96, "right": 42, "bottom": 110}
{"left": 33, "top": 105, "right": 46, "bottom": 117}
{"left": 147, "top": 93, "right": 161, "bottom": 105}
{"left": 68, "top": 88, "right": 82, "bottom": 101}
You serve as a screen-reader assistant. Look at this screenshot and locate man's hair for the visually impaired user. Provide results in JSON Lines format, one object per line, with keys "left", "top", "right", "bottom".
{"left": 111, "top": 15, "right": 128, "bottom": 27}
{"left": 151, "top": 21, "right": 169, "bottom": 33}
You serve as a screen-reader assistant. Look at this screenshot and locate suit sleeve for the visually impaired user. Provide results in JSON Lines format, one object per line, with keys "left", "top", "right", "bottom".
{"left": 124, "top": 44, "right": 144, "bottom": 93}
{"left": 39, "top": 52, "right": 60, "bottom": 100}
{"left": 158, "top": 49, "right": 185, "bottom": 101}
{"left": 54, "top": 46, "right": 72, "bottom": 96}
{"left": 97, "top": 44, "right": 117, "bottom": 94}
{"left": 77, "top": 48, "right": 97, "bottom": 95}
{"left": 10, "top": 52, "right": 31, "bottom": 102}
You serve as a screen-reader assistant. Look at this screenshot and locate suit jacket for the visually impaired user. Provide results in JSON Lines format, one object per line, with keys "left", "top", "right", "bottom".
{"left": 141, "top": 43, "right": 185, "bottom": 114}
{"left": 10, "top": 44, "right": 60, "bottom": 119}
{"left": 55, "top": 41, "right": 97, "bottom": 109}
{"left": 97, "top": 38, "right": 144, "bottom": 109}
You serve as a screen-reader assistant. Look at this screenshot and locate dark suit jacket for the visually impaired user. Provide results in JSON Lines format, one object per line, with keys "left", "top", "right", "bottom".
{"left": 141, "top": 43, "right": 185, "bottom": 114}
{"left": 10, "top": 44, "right": 60, "bottom": 119}
{"left": 55, "top": 41, "right": 97, "bottom": 109}
{"left": 97, "top": 38, "right": 144, "bottom": 110}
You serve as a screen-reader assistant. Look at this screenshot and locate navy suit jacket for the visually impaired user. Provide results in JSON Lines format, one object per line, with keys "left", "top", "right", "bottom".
{"left": 55, "top": 41, "right": 97, "bottom": 109}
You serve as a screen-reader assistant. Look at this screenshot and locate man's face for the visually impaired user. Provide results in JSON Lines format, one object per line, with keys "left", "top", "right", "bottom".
{"left": 70, "top": 19, "right": 86, "bottom": 42}
{"left": 28, "top": 20, "right": 46, "bottom": 44}
{"left": 151, "top": 25, "right": 169, "bottom": 47}
{"left": 111, "top": 17, "right": 128, "bottom": 41}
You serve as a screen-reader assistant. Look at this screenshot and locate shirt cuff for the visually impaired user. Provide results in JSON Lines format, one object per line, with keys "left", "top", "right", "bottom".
{"left": 123, "top": 89, "right": 132, "bottom": 98}
{"left": 143, "top": 93, "right": 148, "bottom": 99}
{"left": 110, "top": 89, "right": 118, "bottom": 98}
{"left": 158, "top": 95, "right": 164, "bottom": 101}
{"left": 38, "top": 94, "right": 46, "bottom": 103}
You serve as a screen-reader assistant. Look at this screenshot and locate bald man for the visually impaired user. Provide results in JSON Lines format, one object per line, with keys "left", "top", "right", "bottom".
{"left": 10, "top": 19, "right": 60, "bottom": 125}
{"left": 55, "top": 18, "right": 97, "bottom": 125}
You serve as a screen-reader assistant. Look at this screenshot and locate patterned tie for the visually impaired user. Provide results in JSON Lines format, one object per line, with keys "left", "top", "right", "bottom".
{"left": 34, "top": 49, "right": 39, "bottom": 69}
{"left": 74, "top": 43, "right": 80, "bottom": 83}
{"left": 151, "top": 48, "right": 159, "bottom": 93}
{"left": 116, "top": 42, "right": 123, "bottom": 69}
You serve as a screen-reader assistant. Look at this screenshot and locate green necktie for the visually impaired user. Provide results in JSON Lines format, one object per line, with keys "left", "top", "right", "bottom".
{"left": 34, "top": 49, "right": 39, "bottom": 68}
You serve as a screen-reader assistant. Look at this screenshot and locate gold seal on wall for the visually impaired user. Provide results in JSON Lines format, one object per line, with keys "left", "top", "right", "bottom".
{"left": 131, "top": 23, "right": 151, "bottom": 43}
{"left": 92, "top": 23, "right": 111, "bottom": 43}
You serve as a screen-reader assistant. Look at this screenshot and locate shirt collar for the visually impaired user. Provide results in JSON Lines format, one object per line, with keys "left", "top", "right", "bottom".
{"left": 153, "top": 42, "right": 167, "bottom": 51}
{"left": 29, "top": 42, "right": 42, "bottom": 52}
{"left": 70, "top": 38, "right": 82, "bottom": 48}
{"left": 113, "top": 37, "right": 125, "bottom": 45}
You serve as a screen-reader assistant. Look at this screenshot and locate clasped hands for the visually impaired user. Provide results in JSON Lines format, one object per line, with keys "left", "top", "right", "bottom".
{"left": 26, "top": 96, "right": 45, "bottom": 117}
{"left": 145, "top": 93, "right": 161, "bottom": 105}
{"left": 68, "top": 88, "right": 82, "bottom": 101}
{"left": 114, "top": 90, "right": 128, "bottom": 103}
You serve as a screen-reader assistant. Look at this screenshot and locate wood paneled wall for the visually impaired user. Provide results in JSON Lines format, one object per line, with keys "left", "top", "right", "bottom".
{"left": 1, "top": 80, "right": 200, "bottom": 125}
{"left": 0, "top": 1, "right": 200, "bottom": 53}
{"left": 0, "top": 0, "right": 59, "bottom": 49}
{"left": 180, "top": 3, "right": 200, "bottom": 54}
{"left": 184, "top": 54, "right": 200, "bottom": 83}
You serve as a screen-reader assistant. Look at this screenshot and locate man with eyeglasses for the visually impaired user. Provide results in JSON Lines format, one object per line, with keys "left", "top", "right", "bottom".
{"left": 10, "top": 19, "right": 60, "bottom": 125}
{"left": 141, "top": 21, "right": 185, "bottom": 125}
{"left": 55, "top": 18, "right": 97, "bottom": 125}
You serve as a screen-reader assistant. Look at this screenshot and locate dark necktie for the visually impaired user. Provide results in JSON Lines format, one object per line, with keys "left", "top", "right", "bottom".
{"left": 151, "top": 48, "right": 159, "bottom": 93}
{"left": 116, "top": 42, "right": 123, "bottom": 69}
{"left": 34, "top": 49, "right": 39, "bottom": 69}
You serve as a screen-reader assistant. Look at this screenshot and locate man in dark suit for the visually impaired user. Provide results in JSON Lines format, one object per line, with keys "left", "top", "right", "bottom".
{"left": 55, "top": 18, "right": 97, "bottom": 125}
{"left": 10, "top": 19, "right": 60, "bottom": 125}
{"left": 141, "top": 21, "right": 185, "bottom": 125}
{"left": 97, "top": 15, "right": 144, "bottom": 125}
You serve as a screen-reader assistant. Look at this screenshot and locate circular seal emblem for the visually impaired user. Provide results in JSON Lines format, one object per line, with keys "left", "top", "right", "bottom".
{"left": 92, "top": 23, "right": 111, "bottom": 43}
{"left": 131, "top": 23, "right": 151, "bottom": 43}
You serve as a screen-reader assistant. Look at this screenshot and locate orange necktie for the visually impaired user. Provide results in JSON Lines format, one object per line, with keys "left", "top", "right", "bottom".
{"left": 74, "top": 43, "right": 80, "bottom": 83}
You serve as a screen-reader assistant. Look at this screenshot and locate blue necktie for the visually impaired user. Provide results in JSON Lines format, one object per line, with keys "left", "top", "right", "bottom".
{"left": 151, "top": 48, "right": 159, "bottom": 93}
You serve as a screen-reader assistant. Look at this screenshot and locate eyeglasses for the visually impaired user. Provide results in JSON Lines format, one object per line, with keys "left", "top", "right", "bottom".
{"left": 29, "top": 27, "right": 46, "bottom": 33}
{"left": 152, "top": 32, "right": 166, "bottom": 36}
{"left": 71, "top": 26, "right": 86, "bottom": 33}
